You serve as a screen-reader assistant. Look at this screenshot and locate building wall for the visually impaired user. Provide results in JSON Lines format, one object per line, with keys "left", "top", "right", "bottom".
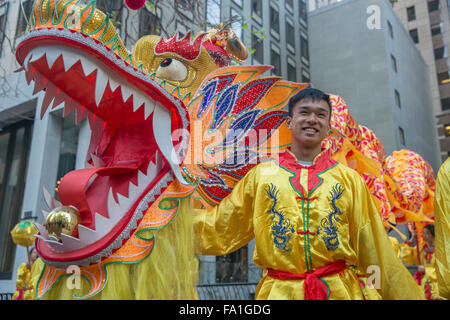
{"left": 218, "top": 0, "right": 309, "bottom": 82}
{"left": 308, "top": 0, "right": 441, "bottom": 172}
{"left": 392, "top": 0, "right": 450, "bottom": 161}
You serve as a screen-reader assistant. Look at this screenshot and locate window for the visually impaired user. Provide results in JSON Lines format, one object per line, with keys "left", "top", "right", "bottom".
{"left": 285, "top": 20, "right": 295, "bottom": 51}
{"left": 407, "top": 6, "right": 416, "bottom": 21}
{"left": 428, "top": 0, "right": 441, "bottom": 12}
{"left": 387, "top": 20, "right": 393, "bottom": 39}
{"left": 395, "top": 90, "right": 401, "bottom": 108}
{"left": 270, "top": 6, "right": 280, "bottom": 34}
{"left": 301, "top": 34, "right": 309, "bottom": 59}
{"left": 444, "top": 123, "right": 450, "bottom": 136}
{"left": 216, "top": 246, "right": 248, "bottom": 283}
{"left": 207, "top": 0, "right": 221, "bottom": 27}
{"left": 441, "top": 97, "right": 450, "bottom": 110}
{"left": 96, "top": 0, "right": 122, "bottom": 30}
{"left": 232, "top": 0, "right": 243, "bottom": 8}
{"left": 438, "top": 71, "right": 450, "bottom": 84}
{"left": 252, "top": 26, "right": 264, "bottom": 64}
{"left": 399, "top": 127, "right": 405, "bottom": 145}
{"left": 299, "top": 0, "right": 307, "bottom": 21}
{"left": 0, "top": 3, "right": 8, "bottom": 57}
{"left": 139, "top": 7, "right": 160, "bottom": 37}
{"left": 434, "top": 46, "right": 448, "bottom": 60}
{"left": 251, "top": 0, "right": 263, "bottom": 18}
{"left": 0, "top": 120, "right": 33, "bottom": 280}
{"left": 409, "top": 29, "right": 419, "bottom": 43}
{"left": 287, "top": 59, "right": 297, "bottom": 82}
{"left": 55, "top": 113, "right": 79, "bottom": 201}
{"left": 431, "top": 22, "right": 444, "bottom": 36}
{"left": 302, "top": 71, "right": 310, "bottom": 82}
{"left": 231, "top": 8, "right": 242, "bottom": 39}
{"left": 15, "top": 0, "right": 33, "bottom": 38}
{"left": 286, "top": 0, "right": 294, "bottom": 12}
{"left": 270, "top": 44, "right": 281, "bottom": 76}
{"left": 391, "top": 55, "right": 397, "bottom": 72}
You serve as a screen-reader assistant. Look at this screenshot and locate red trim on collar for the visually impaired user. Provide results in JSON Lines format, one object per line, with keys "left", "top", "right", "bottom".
{"left": 279, "top": 149, "right": 337, "bottom": 197}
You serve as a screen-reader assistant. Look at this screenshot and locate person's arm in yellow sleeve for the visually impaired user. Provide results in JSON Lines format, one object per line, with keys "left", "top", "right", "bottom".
{"left": 193, "top": 166, "right": 256, "bottom": 256}
{"left": 400, "top": 241, "right": 420, "bottom": 266}
{"left": 435, "top": 158, "right": 450, "bottom": 299}
{"left": 388, "top": 236, "right": 400, "bottom": 258}
{"left": 15, "top": 263, "right": 30, "bottom": 289}
{"left": 349, "top": 175, "right": 424, "bottom": 300}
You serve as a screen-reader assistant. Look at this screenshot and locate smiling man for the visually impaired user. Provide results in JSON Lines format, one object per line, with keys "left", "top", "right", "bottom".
{"left": 194, "top": 88, "right": 424, "bottom": 300}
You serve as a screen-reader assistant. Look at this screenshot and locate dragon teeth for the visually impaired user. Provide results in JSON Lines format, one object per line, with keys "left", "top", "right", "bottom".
{"left": 61, "top": 51, "right": 79, "bottom": 72}
{"left": 42, "top": 186, "right": 62, "bottom": 210}
{"left": 153, "top": 102, "right": 187, "bottom": 185}
{"left": 120, "top": 84, "right": 133, "bottom": 103}
{"left": 28, "top": 45, "right": 159, "bottom": 121}
{"left": 44, "top": 51, "right": 62, "bottom": 70}
{"left": 41, "top": 80, "right": 57, "bottom": 117}
{"left": 77, "top": 224, "right": 99, "bottom": 243}
{"left": 94, "top": 69, "right": 108, "bottom": 106}
{"left": 108, "top": 77, "right": 120, "bottom": 92}
{"left": 79, "top": 56, "right": 97, "bottom": 77}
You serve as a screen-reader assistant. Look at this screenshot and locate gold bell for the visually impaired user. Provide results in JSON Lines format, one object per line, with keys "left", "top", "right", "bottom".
{"left": 45, "top": 206, "right": 80, "bottom": 240}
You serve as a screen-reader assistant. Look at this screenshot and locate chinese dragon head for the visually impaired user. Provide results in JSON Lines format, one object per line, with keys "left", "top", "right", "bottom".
{"left": 16, "top": 0, "right": 435, "bottom": 299}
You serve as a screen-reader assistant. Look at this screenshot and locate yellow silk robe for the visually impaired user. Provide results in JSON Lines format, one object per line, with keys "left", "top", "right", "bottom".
{"left": 389, "top": 236, "right": 400, "bottom": 258}
{"left": 12, "top": 263, "right": 34, "bottom": 300}
{"left": 435, "top": 157, "right": 450, "bottom": 299}
{"left": 400, "top": 242, "right": 441, "bottom": 299}
{"left": 194, "top": 150, "right": 424, "bottom": 300}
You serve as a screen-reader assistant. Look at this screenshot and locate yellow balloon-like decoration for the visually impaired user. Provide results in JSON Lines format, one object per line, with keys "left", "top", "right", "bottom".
{"left": 10, "top": 220, "right": 38, "bottom": 247}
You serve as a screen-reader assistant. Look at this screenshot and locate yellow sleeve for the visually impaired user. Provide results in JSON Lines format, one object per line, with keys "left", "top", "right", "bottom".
{"left": 435, "top": 158, "right": 450, "bottom": 299}
{"left": 350, "top": 175, "right": 424, "bottom": 300}
{"left": 193, "top": 167, "right": 256, "bottom": 256}
{"left": 15, "top": 263, "right": 30, "bottom": 289}
{"left": 388, "top": 236, "right": 400, "bottom": 258}
{"left": 400, "top": 243, "right": 420, "bottom": 266}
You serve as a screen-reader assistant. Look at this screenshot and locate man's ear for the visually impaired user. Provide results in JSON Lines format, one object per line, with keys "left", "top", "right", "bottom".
{"left": 285, "top": 116, "right": 292, "bottom": 129}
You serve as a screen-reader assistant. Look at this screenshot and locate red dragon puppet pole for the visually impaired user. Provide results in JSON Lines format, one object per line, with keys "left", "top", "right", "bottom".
{"left": 412, "top": 222, "right": 424, "bottom": 285}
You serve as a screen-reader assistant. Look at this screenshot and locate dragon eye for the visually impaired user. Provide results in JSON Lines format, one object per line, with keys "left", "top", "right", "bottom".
{"left": 155, "top": 58, "right": 188, "bottom": 81}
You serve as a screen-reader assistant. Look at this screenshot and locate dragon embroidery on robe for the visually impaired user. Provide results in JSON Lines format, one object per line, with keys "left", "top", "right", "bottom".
{"left": 265, "top": 183, "right": 295, "bottom": 252}
{"left": 15, "top": 0, "right": 436, "bottom": 299}
{"left": 317, "top": 184, "right": 344, "bottom": 251}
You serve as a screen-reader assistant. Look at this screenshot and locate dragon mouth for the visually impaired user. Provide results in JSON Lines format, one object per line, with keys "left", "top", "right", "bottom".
{"left": 16, "top": 29, "right": 190, "bottom": 266}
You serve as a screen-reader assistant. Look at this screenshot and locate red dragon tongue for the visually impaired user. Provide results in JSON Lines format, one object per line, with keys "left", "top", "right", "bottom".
{"left": 58, "top": 166, "right": 138, "bottom": 229}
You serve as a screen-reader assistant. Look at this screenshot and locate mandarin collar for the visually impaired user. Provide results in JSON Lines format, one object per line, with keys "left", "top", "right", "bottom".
{"left": 280, "top": 148, "right": 333, "bottom": 170}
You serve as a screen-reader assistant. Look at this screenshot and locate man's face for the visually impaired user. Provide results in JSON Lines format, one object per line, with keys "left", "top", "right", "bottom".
{"left": 423, "top": 228, "right": 434, "bottom": 244}
{"left": 286, "top": 98, "right": 331, "bottom": 149}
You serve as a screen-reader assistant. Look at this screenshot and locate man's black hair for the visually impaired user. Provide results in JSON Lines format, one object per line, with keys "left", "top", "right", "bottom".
{"left": 424, "top": 224, "right": 435, "bottom": 238}
{"left": 288, "top": 87, "right": 332, "bottom": 117}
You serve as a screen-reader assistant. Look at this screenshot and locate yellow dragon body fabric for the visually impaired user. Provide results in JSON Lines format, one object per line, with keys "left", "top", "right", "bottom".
{"left": 16, "top": 1, "right": 434, "bottom": 299}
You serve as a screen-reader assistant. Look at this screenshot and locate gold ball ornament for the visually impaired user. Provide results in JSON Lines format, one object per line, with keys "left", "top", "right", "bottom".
{"left": 10, "top": 221, "right": 39, "bottom": 247}
{"left": 45, "top": 206, "right": 80, "bottom": 240}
